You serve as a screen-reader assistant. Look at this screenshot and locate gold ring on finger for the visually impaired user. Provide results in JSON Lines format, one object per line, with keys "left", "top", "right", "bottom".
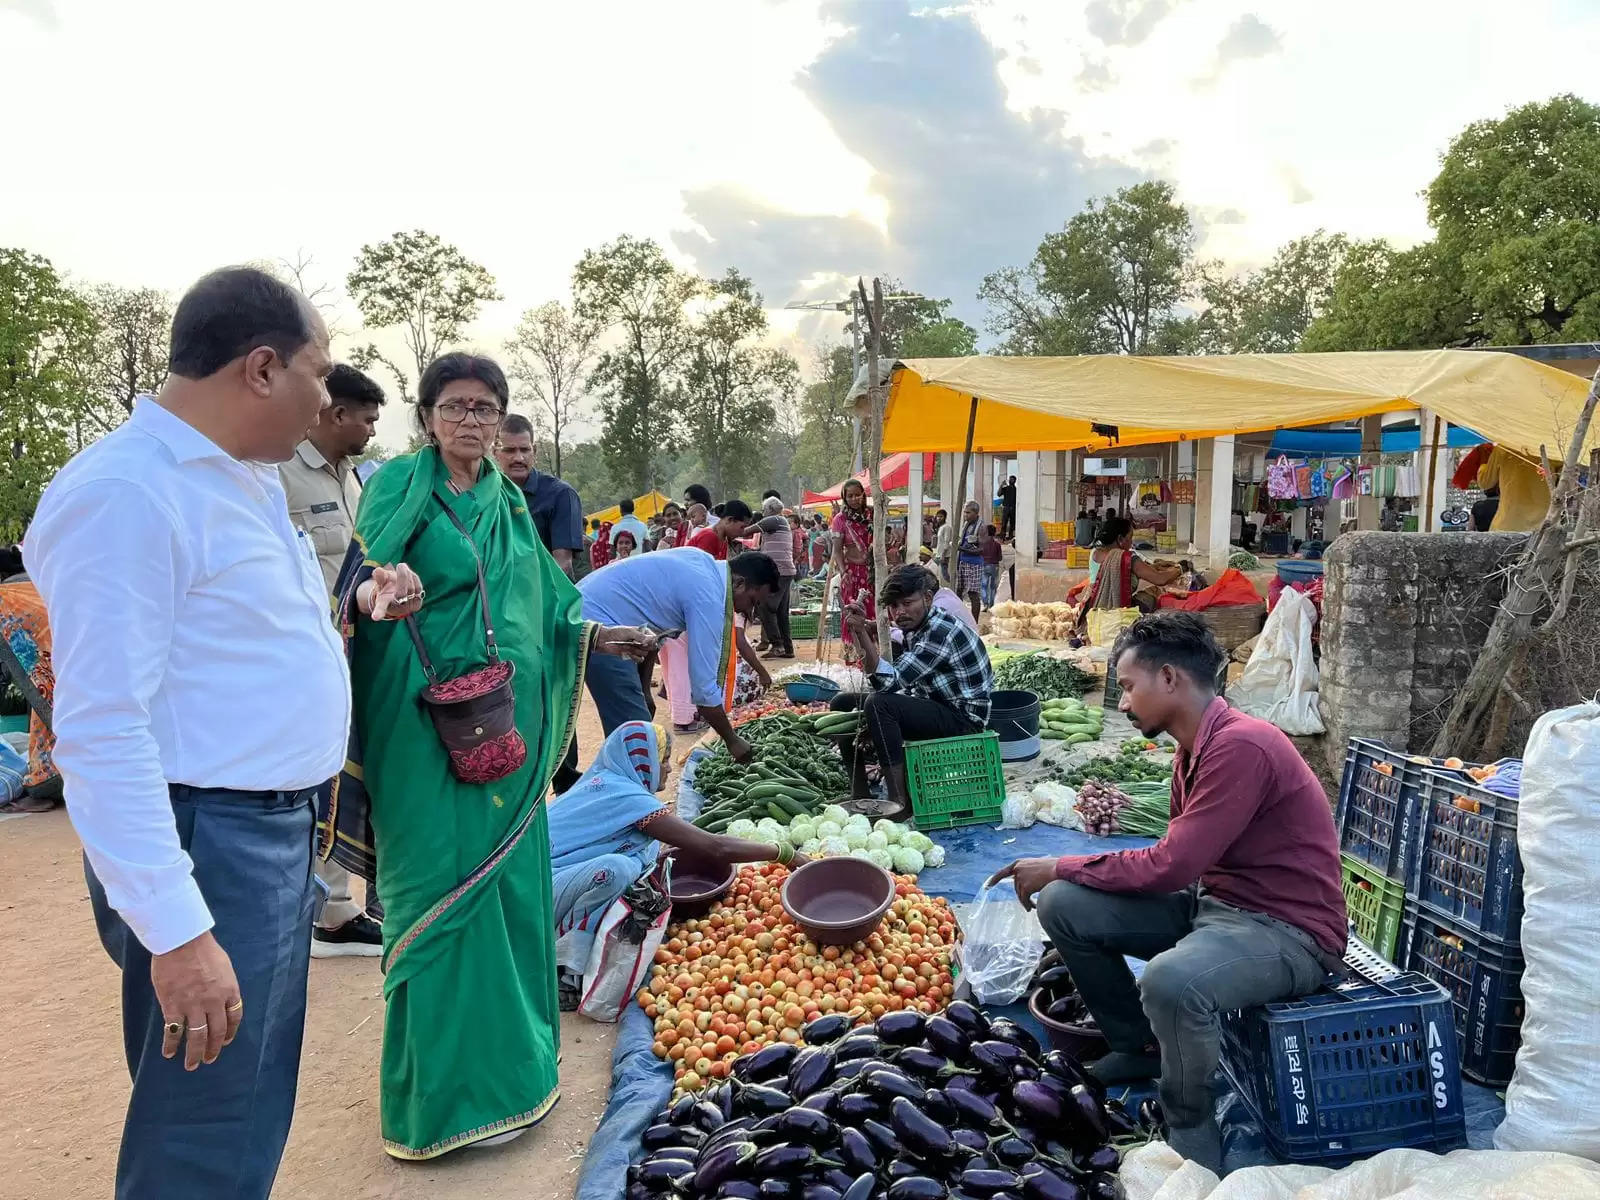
{"left": 164, "top": 1021, "right": 183, "bottom": 1037}
{"left": 227, "top": 1000, "right": 243, "bottom": 1012}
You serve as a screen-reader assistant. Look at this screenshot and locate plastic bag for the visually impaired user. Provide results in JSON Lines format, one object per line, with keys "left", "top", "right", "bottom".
{"left": 1032, "top": 781, "right": 1082, "bottom": 830}
{"left": 999, "top": 790, "right": 1039, "bottom": 829}
{"left": 580, "top": 861, "right": 673, "bottom": 1023}
{"left": 1231, "top": 588, "right": 1323, "bottom": 735}
{"left": 0, "top": 738, "right": 24, "bottom": 806}
{"left": 956, "top": 882, "right": 1045, "bottom": 1005}
{"left": 1496, "top": 701, "right": 1600, "bottom": 1159}
{"left": 1087, "top": 606, "right": 1140, "bottom": 647}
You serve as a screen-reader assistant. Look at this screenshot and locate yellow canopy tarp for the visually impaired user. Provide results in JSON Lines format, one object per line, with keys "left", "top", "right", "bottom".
{"left": 586, "top": 490, "right": 672, "bottom": 525}
{"left": 881, "top": 350, "right": 1595, "bottom": 461}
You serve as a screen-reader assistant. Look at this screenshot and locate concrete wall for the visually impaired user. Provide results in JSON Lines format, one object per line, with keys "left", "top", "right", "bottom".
{"left": 1319, "top": 531, "right": 1524, "bottom": 769}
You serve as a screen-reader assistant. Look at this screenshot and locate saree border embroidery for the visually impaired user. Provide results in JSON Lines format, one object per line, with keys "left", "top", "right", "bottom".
{"left": 381, "top": 1082, "right": 560, "bottom": 1161}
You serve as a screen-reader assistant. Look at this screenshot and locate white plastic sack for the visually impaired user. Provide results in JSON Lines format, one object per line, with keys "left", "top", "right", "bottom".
{"left": 1231, "top": 588, "right": 1324, "bottom": 735}
{"left": 1121, "top": 1141, "right": 1600, "bottom": 1200}
{"left": 579, "top": 872, "right": 672, "bottom": 1023}
{"left": 1032, "top": 781, "right": 1083, "bottom": 830}
{"left": 1495, "top": 700, "right": 1600, "bottom": 1158}
{"left": 1000, "top": 790, "right": 1040, "bottom": 829}
{"left": 955, "top": 882, "right": 1044, "bottom": 1005}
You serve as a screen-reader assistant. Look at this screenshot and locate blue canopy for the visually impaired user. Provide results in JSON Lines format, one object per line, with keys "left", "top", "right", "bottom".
{"left": 1268, "top": 428, "right": 1486, "bottom": 456}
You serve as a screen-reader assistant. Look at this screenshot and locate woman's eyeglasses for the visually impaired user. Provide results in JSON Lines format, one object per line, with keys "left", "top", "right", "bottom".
{"left": 435, "top": 401, "right": 504, "bottom": 425}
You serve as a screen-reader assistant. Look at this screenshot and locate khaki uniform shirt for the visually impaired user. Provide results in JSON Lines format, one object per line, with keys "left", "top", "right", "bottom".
{"left": 280, "top": 439, "right": 362, "bottom": 592}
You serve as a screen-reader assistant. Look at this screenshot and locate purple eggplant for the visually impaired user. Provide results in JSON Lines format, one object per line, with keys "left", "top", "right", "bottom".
{"left": 836, "top": 1126, "right": 877, "bottom": 1173}
{"left": 832, "top": 1032, "right": 882, "bottom": 1062}
{"left": 694, "top": 1140, "right": 760, "bottom": 1192}
{"left": 738, "top": 1042, "right": 802, "bottom": 1083}
{"left": 759, "top": 1180, "right": 795, "bottom": 1200}
{"left": 1062, "top": 1085, "right": 1109, "bottom": 1149}
{"left": 861, "top": 1117, "right": 899, "bottom": 1156}
{"left": 822, "top": 1169, "right": 856, "bottom": 1192}
{"left": 774, "top": 1106, "right": 835, "bottom": 1144}
{"left": 861, "top": 1066, "right": 924, "bottom": 1104}
{"left": 961, "top": 1166, "right": 1023, "bottom": 1195}
{"left": 1085, "top": 1173, "right": 1124, "bottom": 1200}
{"left": 694, "top": 1098, "right": 728, "bottom": 1132}
{"left": 625, "top": 1183, "right": 652, "bottom": 1200}
{"left": 945, "top": 1073, "right": 983, "bottom": 1095}
{"left": 890, "top": 1096, "right": 958, "bottom": 1159}
{"left": 895, "top": 1046, "right": 966, "bottom": 1080}
{"left": 840, "top": 1173, "right": 876, "bottom": 1200}
{"left": 801, "top": 1187, "right": 843, "bottom": 1200}
{"left": 642, "top": 1122, "right": 701, "bottom": 1151}
{"left": 875, "top": 1009, "right": 927, "bottom": 1045}
{"left": 986, "top": 1019, "right": 1042, "bottom": 1061}
{"left": 888, "top": 1161, "right": 920, "bottom": 1180}
{"left": 887, "top": 1178, "right": 947, "bottom": 1200}
{"left": 972, "top": 1040, "right": 1032, "bottom": 1077}
{"left": 639, "top": 1155, "right": 696, "bottom": 1187}
{"left": 1040, "top": 1051, "right": 1091, "bottom": 1088}
{"left": 1036, "top": 964, "right": 1074, "bottom": 990}
{"left": 921, "top": 1088, "right": 957, "bottom": 1124}
{"left": 993, "top": 1136, "right": 1037, "bottom": 1166}
{"left": 1080, "top": 1145, "right": 1120, "bottom": 1173}
{"left": 788, "top": 1046, "right": 835, "bottom": 1097}
{"left": 947, "top": 1086, "right": 1003, "bottom": 1130}
{"left": 923, "top": 1014, "right": 970, "bottom": 1060}
{"left": 742, "top": 1084, "right": 794, "bottom": 1115}
{"left": 952, "top": 1127, "right": 989, "bottom": 1154}
{"left": 1020, "top": 1161, "right": 1087, "bottom": 1200}
{"left": 1011, "top": 1080, "right": 1066, "bottom": 1127}
{"left": 801, "top": 1013, "right": 855, "bottom": 1046}
{"left": 718, "top": 1185, "right": 762, "bottom": 1200}
{"left": 990, "top": 1194, "right": 1025, "bottom": 1200}
{"left": 944, "top": 1000, "right": 991, "bottom": 1038}
{"left": 835, "top": 1092, "right": 880, "bottom": 1122}
{"left": 1137, "top": 1098, "right": 1165, "bottom": 1135}
{"left": 702, "top": 1120, "right": 766, "bottom": 1157}
{"left": 752, "top": 1144, "right": 843, "bottom": 1176}
{"left": 1010, "top": 1062, "right": 1042, "bottom": 1083}
{"left": 832, "top": 1057, "right": 871, "bottom": 1084}
{"left": 798, "top": 1090, "right": 837, "bottom": 1116}
{"left": 1100, "top": 1103, "right": 1138, "bottom": 1138}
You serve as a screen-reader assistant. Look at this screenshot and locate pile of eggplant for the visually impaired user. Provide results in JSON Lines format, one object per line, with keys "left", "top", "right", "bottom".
{"left": 627, "top": 1002, "right": 1136, "bottom": 1200}
{"left": 1032, "top": 961, "right": 1098, "bottom": 1031}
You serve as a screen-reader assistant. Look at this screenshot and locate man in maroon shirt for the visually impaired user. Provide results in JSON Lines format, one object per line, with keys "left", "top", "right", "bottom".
{"left": 989, "top": 612, "right": 1344, "bottom": 1174}
{"left": 686, "top": 498, "right": 753, "bottom": 560}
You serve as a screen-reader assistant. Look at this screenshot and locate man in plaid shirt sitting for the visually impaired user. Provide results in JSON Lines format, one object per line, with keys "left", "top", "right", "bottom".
{"left": 830, "top": 565, "right": 995, "bottom": 819}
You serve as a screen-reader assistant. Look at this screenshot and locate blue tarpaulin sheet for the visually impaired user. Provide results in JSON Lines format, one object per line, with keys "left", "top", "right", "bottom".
{"left": 574, "top": 767, "right": 1505, "bottom": 1199}
{"left": 1267, "top": 428, "right": 1486, "bottom": 456}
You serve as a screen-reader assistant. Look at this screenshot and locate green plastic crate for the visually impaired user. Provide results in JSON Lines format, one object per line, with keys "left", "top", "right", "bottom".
{"left": 1342, "top": 853, "right": 1405, "bottom": 962}
{"left": 905, "top": 731, "right": 1005, "bottom": 830}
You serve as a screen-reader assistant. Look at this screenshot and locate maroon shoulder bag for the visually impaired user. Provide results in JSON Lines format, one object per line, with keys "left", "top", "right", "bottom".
{"left": 403, "top": 504, "right": 527, "bottom": 784}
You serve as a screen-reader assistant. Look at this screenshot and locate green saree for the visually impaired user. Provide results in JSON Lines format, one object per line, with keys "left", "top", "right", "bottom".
{"left": 350, "top": 447, "right": 589, "bottom": 1160}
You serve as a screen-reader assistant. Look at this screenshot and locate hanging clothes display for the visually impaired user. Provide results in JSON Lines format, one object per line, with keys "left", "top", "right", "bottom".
{"left": 1266, "top": 455, "right": 1297, "bottom": 499}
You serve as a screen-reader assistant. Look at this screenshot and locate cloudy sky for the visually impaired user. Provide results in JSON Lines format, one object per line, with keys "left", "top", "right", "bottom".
{"left": 5, "top": 0, "right": 1599, "bottom": 446}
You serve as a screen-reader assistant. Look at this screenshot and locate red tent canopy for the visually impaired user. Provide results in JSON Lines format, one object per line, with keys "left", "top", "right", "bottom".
{"left": 802, "top": 452, "right": 937, "bottom": 504}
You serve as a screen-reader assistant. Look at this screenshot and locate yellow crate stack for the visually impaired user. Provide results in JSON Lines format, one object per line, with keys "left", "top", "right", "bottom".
{"left": 1041, "top": 520, "right": 1076, "bottom": 542}
{"left": 1064, "top": 546, "right": 1091, "bottom": 568}
{"left": 1155, "top": 531, "right": 1178, "bottom": 552}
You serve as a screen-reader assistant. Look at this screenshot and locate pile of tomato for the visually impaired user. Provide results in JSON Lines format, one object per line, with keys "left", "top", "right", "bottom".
{"left": 637, "top": 862, "right": 958, "bottom": 1092}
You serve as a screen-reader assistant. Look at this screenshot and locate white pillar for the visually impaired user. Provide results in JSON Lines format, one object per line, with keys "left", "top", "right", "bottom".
{"left": 1357, "top": 414, "right": 1383, "bottom": 531}
{"left": 907, "top": 450, "right": 924, "bottom": 549}
{"left": 1055, "top": 450, "right": 1069, "bottom": 522}
{"left": 1418, "top": 409, "right": 1450, "bottom": 532}
{"left": 1196, "top": 436, "right": 1235, "bottom": 574}
{"left": 939, "top": 453, "right": 955, "bottom": 520}
{"left": 1175, "top": 441, "right": 1196, "bottom": 547}
{"left": 1016, "top": 451, "right": 1041, "bottom": 562}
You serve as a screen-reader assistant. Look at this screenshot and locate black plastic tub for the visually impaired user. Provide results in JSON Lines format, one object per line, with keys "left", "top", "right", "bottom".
{"left": 986, "top": 689, "right": 1042, "bottom": 762}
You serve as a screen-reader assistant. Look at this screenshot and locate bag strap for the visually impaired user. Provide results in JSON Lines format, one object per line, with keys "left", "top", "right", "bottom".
{"left": 402, "top": 495, "right": 499, "bottom": 688}
{"left": 0, "top": 633, "right": 50, "bottom": 733}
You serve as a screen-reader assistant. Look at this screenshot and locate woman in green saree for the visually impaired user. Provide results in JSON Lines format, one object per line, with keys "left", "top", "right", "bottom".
{"left": 336, "top": 352, "right": 650, "bottom": 1160}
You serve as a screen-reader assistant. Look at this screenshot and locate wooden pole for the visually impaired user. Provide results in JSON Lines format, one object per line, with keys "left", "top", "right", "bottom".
{"left": 1422, "top": 412, "right": 1443, "bottom": 533}
{"left": 948, "top": 396, "right": 979, "bottom": 585}
{"left": 861, "top": 278, "right": 892, "bottom": 650}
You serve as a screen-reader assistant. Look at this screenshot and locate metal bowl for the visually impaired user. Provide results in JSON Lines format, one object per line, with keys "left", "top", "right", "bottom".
{"left": 1027, "top": 984, "right": 1109, "bottom": 1060}
{"left": 666, "top": 851, "right": 736, "bottom": 920}
{"left": 780, "top": 857, "right": 895, "bottom": 946}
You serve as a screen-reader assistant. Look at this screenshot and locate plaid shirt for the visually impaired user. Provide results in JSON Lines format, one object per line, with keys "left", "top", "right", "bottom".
{"left": 870, "top": 604, "right": 994, "bottom": 727}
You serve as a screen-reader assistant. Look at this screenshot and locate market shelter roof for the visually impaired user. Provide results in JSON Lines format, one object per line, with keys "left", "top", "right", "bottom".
{"left": 880, "top": 350, "right": 1595, "bottom": 461}
{"left": 586, "top": 490, "right": 673, "bottom": 525}
{"left": 801, "top": 451, "right": 938, "bottom": 503}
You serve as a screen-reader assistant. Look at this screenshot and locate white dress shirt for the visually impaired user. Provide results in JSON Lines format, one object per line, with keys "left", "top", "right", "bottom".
{"left": 25, "top": 398, "right": 351, "bottom": 955}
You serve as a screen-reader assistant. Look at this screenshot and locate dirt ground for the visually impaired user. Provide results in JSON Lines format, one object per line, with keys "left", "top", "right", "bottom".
{"left": 0, "top": 694, "right": 620, "bottom": 1200}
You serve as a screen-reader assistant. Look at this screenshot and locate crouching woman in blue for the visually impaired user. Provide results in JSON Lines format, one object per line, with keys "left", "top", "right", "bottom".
{"left": 547, "top": 721, "right": 805, "bottom": 1006}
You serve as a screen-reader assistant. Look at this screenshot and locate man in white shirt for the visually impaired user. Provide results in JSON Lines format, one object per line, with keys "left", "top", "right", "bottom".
{"left": 25, "top": 267, "right": 406, "bottom": 1199}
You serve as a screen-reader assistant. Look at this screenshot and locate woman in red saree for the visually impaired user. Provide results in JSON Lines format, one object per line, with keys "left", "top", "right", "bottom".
{"left": 1079, "top": 518, "right": 1181, "bottom": 629}
{"left": 829, "top": 480, "right": 873, "bottom": 660}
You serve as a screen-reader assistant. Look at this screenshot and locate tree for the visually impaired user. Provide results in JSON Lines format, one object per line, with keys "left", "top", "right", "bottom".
{"left": 557, "top": 440, "right": 618, "bottom": 514}
{"left": 1196, "top": 231, "right": 1351, "bottom": 353}
{"left": 1428, "top": 93, "right": 1600, "bottom": 345}
{"left": 900, "top": 317, "right": 979, "bottom": 359}
{"left": 572, "top": 235, "right": 702, "bottom": 492}
{"left": 345, "top": 230, "right": 501, "bottom": 401}
{"left": 1299, "top": 239, "right": 1477, "bottom": 352}
{"left": 981, "top": 182, "right": 1199, "bottom": 355}
{"left": 264, "top": 250, "right": 347, "bottom": 339}
{"left": 78, "top": 283, "right": 169, "bottom": 433}
{"left": 681, "top": 269, "right": 801, "bottom": 499}
{"left": 504, "top": 301, "right": 597, "bottom": 477}
{"left": 792, "top": 344, "right": 857, "bottom": 492}
{"left": 0, "top": 249, "right": 98, "bottom": 540}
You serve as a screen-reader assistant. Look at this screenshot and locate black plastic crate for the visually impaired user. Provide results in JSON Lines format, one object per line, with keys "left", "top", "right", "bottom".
{"left": 1398, "top": 901, "right": 1525, "bottom": 1087}
{"left": 1334, "top": 739, "right": 1471, "bottom": 885}
{"left": 1412, "top": 769, "right": 1523, "bottom": 946}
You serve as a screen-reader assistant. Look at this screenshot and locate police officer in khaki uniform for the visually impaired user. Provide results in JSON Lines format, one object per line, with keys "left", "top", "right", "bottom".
{"left": 281, "top": 362, "right": 386, "bottom": 955}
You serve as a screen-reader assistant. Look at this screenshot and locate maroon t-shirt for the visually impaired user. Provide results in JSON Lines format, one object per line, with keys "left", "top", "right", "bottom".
{"left": 1056, "top": 698, "right": 1347, "bottom": 955}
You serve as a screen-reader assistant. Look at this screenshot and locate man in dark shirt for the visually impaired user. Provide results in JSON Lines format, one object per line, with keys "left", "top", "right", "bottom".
{"left": 829, "top": 566, "right": 994, "bottom": 819}
{"left": 989, "top": 612, "right": 1343, "bottom": 1175}
{"left": 998, "top": 474, "right": 1017, "bottom": 540}
{"left": 494, "top": 414, "right": 583, "bottom": 576}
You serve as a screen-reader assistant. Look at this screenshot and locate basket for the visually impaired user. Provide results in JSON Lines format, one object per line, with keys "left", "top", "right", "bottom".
{"left": 1341, "top": 854, "right": 1405, "bottom": 962}
{"left": 788, "top": 610, "right": 841, "bottom": 643}
{"left": 1412, "top": 769, "right": 1523, "bottom": 945}
{"left": 1155, "top": 531, "right": 1178, "bottom": 551}
{"left": 1335, "top": 739, "right": 1470, "bottom": 885}
{"left": 905, "top": 731, "right": 1005, "bottom": 831}
{"left": 1399, "top": 902, "right": 1524, "bottom": 1086}
{"left": 1219, "top": 940, "right": 1466, "bottom": 1163}
{"left": 1199, "top": 603, "right": 1266, "bottom": 651}
{"left": 782, "top": 673, "right": 840, "bottom": 705}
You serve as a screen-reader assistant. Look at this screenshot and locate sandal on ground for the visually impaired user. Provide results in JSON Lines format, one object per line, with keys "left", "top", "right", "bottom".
{"left": 843, "top": 796, "right": 911, "bottom": 822}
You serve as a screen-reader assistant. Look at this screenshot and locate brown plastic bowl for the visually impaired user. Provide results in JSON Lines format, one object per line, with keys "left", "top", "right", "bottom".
{"left": 780, "top": 857, "right": 895, "bottom": 946}
{"left": 666, "top": 851, "right": 736, "bottom": 920}
{"left": 1027, "top": 985, "right": 1109, "bottom": 1060}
